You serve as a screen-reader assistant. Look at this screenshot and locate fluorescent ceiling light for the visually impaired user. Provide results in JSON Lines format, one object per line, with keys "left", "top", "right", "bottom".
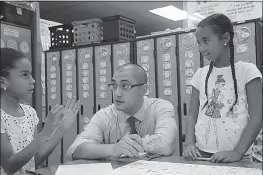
{"left": 149, "top": 5, "right": 188, "bottom": 21}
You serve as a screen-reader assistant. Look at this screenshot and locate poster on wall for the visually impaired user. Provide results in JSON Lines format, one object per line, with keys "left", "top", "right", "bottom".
{"left": 186, "top": 1, "right": 262, "bottom": 28}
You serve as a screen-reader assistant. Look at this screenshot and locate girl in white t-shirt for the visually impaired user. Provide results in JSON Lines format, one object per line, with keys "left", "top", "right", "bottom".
{"left": 0, "top": 48, "right": 80, "bottom": 174}
{"left": 183, "top": 14, "right": 262, "bottom": 163}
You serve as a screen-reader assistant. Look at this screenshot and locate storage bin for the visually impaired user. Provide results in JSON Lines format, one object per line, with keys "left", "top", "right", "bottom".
{"left": 49, "top": 24, "right": 73, "bottom": 50}
{"left": 101, "top": 15, "right": 136, "bottom": 42}
{"left": 0, "top": 1, "right": 33, "bottom": 27}
{"left": 72, "top": 18, "right": 103, "bottom": 46}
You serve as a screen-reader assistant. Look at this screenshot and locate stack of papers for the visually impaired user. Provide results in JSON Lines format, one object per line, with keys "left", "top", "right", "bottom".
{"left": 55, "top": 163, "right": 113, "bottom": 175}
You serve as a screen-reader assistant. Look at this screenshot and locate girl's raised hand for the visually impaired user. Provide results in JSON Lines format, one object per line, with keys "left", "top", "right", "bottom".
{"left": 58, "top": 97, "right": 81, "bottom": 130}
{"left": 39, "top": 104, "right": 64, "bottom": 142}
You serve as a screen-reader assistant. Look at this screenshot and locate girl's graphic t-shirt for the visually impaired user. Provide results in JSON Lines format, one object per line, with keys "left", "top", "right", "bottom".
{"left": 191, "top": 61, "right": 262, "bottom": 154}
{"left": 1, "top": 104, "right": 39, "bottom": 175}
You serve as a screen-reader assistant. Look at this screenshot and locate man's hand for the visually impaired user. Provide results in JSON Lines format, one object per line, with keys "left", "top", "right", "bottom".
{"left": 111, "top": 134, "right": 145, "bottom": 158}
{"left": 211, "top": 150, "right": 243, "bottom": 163}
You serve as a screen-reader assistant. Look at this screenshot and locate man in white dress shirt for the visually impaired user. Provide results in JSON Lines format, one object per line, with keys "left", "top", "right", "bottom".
{"left": 67, "top": 63, "right": 177, "bottom": 160}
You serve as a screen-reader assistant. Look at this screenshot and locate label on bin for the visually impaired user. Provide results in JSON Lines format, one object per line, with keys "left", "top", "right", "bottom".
{"left": 185, "top": 60, "right": 194, "bottom": 68}
{"left": 100, "top": 84, "right": 107, "bottom": 91}
{"left": 50, "top": 73, "right": 56, "bottom": 79}
{"left": 185, "top": 69, "right": 194, "bottom": 77}
{"left": 83, "top": 92, "right": 89, "bottom": 98}
{"left": 137, "top": 41, "right": 150, "bottom": 54}
{"left": 182, "top": 33, "right": 196, "bottom": 49}
{"left": 118, "top": 60, "right": 126, "bottom": 66}
{"left": 82, "top": 77, "right": 89, "bottom": 83}
{"left": 64, "top": 51, "right": 74, "bottom": 62}
{"left": 163, "top": 71, "right": 171, "bottom": 78}
{"left": 185, "top": 51, "right": 194, "bottom": 59}
{"left": 83, "top": 70, "right": 89, "bottom": 77}
{"left": 164, "top": 88, "right": 172, "bottom": 96}
{"left": 51, "top": 80, "right": 56, "bottom": 86}
{"left": 162, "top": 54, "right": 171, "bottom": 62}
{"left": 83, "top": 84, "right": 89, "bottom": 91}
{"left": 141, "top": 64, "right": 149, "bottom": 71}
{"left": 100, "top": 92, "right": 107, "bottom": 99}
{"left": 66, "top": 84, "right": 72, "bottom": 91}
{"left": 50, "top": 66, "right": 56, "bottom": 72}
{"left": 141, "top": 55, "right": 149, "bottom": 63}
{"left": 163, "top": 62, "right": 171, "bottom": 70}
{"left": 116, "top": 45, "right": 128, "bottom": 59}
{"left": 100, "top": 61, "right": 107, "bottom": 68}
{"left": 160, "top": 37, "right": 172, "bottom": 51}
{"left": 82, "top": 63, "right": 89, "bottom": 70}
{"left": 66, "top": 71, "right": 72, "bottom": 77}
{"left": 51, "top": 93, "right": 57, "bottom": 100}
{"left": 100, "top": 76, "right": 106, "bottom": 83}
{"left": 98, "top": 48, "right": 109, "bottom": 59}
{"left": 66, "top": 64, "right": 72, "bottom": 70}
{"left": 163, "top": 79, "right": 172, "bottom": 87}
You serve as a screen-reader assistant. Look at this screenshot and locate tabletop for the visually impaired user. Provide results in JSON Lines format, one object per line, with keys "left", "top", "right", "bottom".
{"left": 33, "top": 155, "right": 262, "bottom": 175}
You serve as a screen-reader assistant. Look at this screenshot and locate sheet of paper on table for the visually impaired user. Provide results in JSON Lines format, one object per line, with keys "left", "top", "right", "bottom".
{"left": 120, "top": 152, "right": 147, "bottom": 158}
{"left": 55, "top": 163, "right": 113, "bottom": 175}
{"left": 108, "top": 160, "right": 262, "bottom": 175}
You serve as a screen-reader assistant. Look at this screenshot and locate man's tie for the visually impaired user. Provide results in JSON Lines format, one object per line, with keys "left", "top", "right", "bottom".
{"left": 127, "top": 116, "right": 137, "bottom": 134}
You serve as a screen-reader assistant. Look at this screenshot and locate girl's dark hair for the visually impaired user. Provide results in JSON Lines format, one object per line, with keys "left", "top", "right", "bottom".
{"left": 1, "top": 48, "right": 27, "bottom": 78}
{"left": 198, "top": 13, "right": 238, "bottom": 112}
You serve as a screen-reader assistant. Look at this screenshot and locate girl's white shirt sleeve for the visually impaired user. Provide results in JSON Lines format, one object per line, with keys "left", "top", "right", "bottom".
{"left": 244, "top": 62, "right": 262, "bottom": 84}
{"left": 191, "top": 68, "right": 202, "bottom": 91}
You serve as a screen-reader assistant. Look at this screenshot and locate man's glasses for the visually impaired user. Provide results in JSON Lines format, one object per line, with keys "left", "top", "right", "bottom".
{"left": 108, "top": 82, "right": 145, "bottom": 92}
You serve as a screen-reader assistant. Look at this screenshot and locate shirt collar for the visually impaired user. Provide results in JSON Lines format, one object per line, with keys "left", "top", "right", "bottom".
{"left": 117, "top": 96, "right": 148, "bottom": 122}
{"left": 133, "top": 96, "right": 147, "bottom": 121}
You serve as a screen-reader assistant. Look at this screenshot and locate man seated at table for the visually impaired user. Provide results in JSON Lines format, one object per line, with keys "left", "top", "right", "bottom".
{"left": 67, "top": 63, "right": 177, "bottom": 160}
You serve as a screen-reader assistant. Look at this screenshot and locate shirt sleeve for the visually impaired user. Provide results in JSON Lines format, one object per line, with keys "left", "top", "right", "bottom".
{"left": 191, "top": 68, "right": 202, "bottom": 91}
{"left": 66, "top": 110, "right": 106, "bottom": 160}
{"left": 142, "top": 100, "right": 177, "bottom": 155}
{"left": 27, "top": 105, "right": 39, "bottom": 128}
{"left": 1, "top": 113, "right": 6, "bottom": 134}
{"left": 245, "top": 63, "right": 262, "bottom": 84}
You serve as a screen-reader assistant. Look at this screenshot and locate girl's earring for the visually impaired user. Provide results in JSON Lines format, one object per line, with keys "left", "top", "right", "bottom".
{"left": 224, "top": 43, "right": 227, "bottom": 46}
{"left": 1, "top": 83, "right": 7, "bottom": 90}
{"left": 1, "top": 79, "right": 7, "bottom": 90}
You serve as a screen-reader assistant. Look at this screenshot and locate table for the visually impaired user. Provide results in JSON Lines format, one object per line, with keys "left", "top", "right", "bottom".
{"left": 34, "top": 156, "right": 262, "bottom": 175}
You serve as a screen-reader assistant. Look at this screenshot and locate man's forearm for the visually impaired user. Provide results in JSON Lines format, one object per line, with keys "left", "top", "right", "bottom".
{"left": 234, "top": 118, "right": 262, "bottom": 155}
{"left": 143, "top": 134, "right": 175, "bottom": 156}
{"left": 72, "top": 143, "right": 114, "bottom": 160}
